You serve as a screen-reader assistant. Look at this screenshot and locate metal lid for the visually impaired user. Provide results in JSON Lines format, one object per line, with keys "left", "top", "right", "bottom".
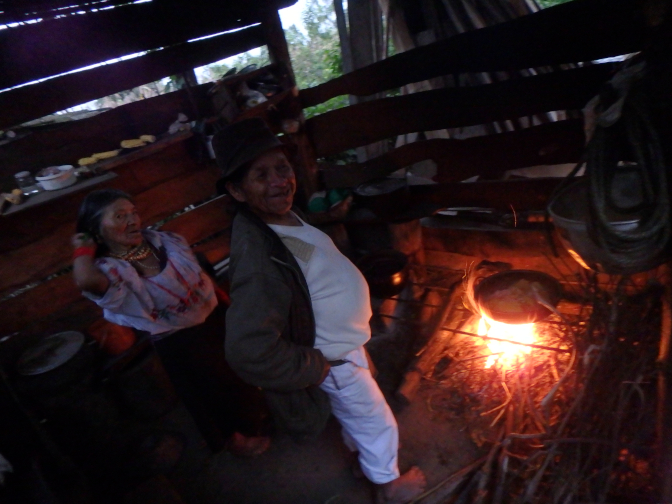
{"left": 14, "top": 171, "right": 31, "bottom": 178}
{"left": 16, "top": 331, "right": 85, "bottom": 376}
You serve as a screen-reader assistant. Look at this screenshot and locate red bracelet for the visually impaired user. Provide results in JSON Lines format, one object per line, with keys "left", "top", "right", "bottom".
{"left": 73, "top": 246, "right": 97, "bottom": 259}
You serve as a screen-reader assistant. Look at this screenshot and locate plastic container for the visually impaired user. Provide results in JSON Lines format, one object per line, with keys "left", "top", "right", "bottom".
{"left": 356, "top": 250, "right": 409, "bottom": 298}
{"left": 35, "top": 165, "right": 77, "bottom": 191}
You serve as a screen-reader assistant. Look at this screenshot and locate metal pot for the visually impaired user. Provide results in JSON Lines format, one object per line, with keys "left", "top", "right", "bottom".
{"left": 548, "top": 172, "right": 668, "bottom": 275}
{"left": 356, "top": 250, "right": 409, "bottom": 298}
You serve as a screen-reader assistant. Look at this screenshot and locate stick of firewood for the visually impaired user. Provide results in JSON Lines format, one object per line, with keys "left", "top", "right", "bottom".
{"left": 408, "top": 455, "right": 487, "bottom": 504}
{"left": 396, "top": 281, "right": 464, "bottom": 405}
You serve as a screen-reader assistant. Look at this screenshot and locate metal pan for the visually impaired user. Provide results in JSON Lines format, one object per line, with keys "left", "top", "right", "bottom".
{"left": 474, "top": 270, "right": 562, "bottom": 324}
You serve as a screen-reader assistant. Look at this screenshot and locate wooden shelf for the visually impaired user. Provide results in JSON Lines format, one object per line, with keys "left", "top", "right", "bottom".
{"left": 1, "top": 131, "right": 195, "bottom": 217}
{"left": 3, "top": 172, "right": 118, "bottom": 216}
{"left": 94, "top": 130, "right": 194, "bottom": 174}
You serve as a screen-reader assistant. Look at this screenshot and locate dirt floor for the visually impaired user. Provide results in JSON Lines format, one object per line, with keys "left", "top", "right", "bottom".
{"left": 145, "top": 269, "right": 486, "bottom": 504}
{"left": 193, "top": 385, "right": 481, "bottom": 504}
{"left": 157, "top": 299, "right": 484, "bottom": 504}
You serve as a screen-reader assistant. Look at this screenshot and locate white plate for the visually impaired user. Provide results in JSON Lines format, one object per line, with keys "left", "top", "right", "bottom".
{"left": 16, "top": 331, "right": 85, "bottom": 376}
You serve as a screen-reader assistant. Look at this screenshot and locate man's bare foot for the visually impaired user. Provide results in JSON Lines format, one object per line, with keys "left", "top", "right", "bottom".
{"left": 376, "top": 466, "right": 427, "bottom": 504}
{"left": 227, "top": 432, "right": 271, "bottom": 457}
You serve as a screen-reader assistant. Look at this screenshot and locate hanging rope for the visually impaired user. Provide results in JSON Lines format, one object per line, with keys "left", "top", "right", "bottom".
{"left": 584, "top": 70, "right": 670, "bottom": 272}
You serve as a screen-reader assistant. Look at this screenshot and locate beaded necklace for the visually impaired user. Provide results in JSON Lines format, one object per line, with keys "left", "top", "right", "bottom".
{"left": 109, "top": 241, "right": 152, "bottom": 262}
{"left": 109, "top": 241, "right": 162, "bottom": 270}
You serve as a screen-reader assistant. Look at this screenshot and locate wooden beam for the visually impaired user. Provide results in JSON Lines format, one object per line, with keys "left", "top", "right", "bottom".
{"left": 423, "top": 227, "right": 564, "bottom": 259}
{"left": 0, "top": 274, "right": 83, "bottom": 338}
{"left": 0, "top": 297, "right": 102, "bottom": 366}
{"left": 300, "top": 0, "right": 651, "bottom": 107}
{"left": 259, "top": 6, "right": 295, "bottom": 82}
{"left": 193, "top": 232, "right": 232, "bottom": 267}
{"left": 0, "top": 158, "right": 220, "bottom": 293}
{"left": 0, "top": 138, "right": 210, "bottom": 250}
{"left": 355, "top": 177, "right": 564, "bottom": 222}
{"left": 158, "top": 196, "right": 232, "bottom": 247}
{"left": 0, "top": 0, "right": 295, "bottom": 91}
{"left": 0, "top": 85, "right": 211, "bottom": 178}
{"left": 322, "top": 119, "right": 584, "bottom": 188}
{"left": 0, "top": 0, "right": 129, "bottom": 23}
{"left": 258, "top": 4, "right": 321, "bottom": 197}
{"left": 0, "top": 26, "right": 265, "bottom": 130}
{"left": 410, "top": 177, "right": 563, "bottom": 212}
{"left": 306, "top": 64, "right": 613, "bottom": 157}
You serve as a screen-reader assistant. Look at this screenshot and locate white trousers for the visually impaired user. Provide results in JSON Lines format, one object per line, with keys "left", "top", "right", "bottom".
{"left": 319, "top": 346, "right": 400, "bottom": 484}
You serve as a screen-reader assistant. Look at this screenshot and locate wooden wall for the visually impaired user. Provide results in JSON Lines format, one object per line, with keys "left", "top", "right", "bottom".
{"left": 0, "top": 0, "right": 667, "bottom": 362}
{"left": 0, "top": 1, "right": 299, "bottom": 363}
{"left": 305, "top": 0, "right": 665, "bottom": 201}
{"left": 0, "top": 93, "right": 233, "bottom": 362}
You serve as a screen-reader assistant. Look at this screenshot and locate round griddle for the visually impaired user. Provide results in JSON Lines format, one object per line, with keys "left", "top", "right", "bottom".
{"left": 474, "top": 270, "right": 562, "bottom": 324}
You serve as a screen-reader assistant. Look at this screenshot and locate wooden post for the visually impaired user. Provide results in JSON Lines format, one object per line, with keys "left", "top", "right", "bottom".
{"left": 333, "top": 0, "right": 354, "bottom": 75}
{"left": 333, "top": 0, "right": 357, "bottom": 108}
{"left": 258, "top": 4, "right": 319, "bottom": 199}
{"left": 348, "top": 0, "right": 386, "bottom": 162}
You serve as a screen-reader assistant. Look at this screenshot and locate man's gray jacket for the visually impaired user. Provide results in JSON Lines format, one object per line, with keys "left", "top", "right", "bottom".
{"left": 225, "top": 207, "right": 331, "bottom": 439}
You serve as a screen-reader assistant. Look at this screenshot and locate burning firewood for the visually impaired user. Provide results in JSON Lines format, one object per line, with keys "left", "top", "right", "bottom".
{"left": 415, "top": 271, "right": 661, "bottom": 504}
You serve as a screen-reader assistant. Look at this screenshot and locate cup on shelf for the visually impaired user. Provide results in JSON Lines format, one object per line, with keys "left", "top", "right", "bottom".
{"left": 14, "top": 171, "right": 42, "bottom": 196}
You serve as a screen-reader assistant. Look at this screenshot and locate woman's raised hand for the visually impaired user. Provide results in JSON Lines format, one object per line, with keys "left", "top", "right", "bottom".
{"left": 72, "top": 232, "right": 97, "bottom": 251}
{"left": 71, "top": 232, "right": 109, "bottom": 295}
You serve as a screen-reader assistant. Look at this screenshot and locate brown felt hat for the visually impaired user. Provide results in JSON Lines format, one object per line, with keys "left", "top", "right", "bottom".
{"left": 211, "top": 118, "right": 283, "bottom": 181}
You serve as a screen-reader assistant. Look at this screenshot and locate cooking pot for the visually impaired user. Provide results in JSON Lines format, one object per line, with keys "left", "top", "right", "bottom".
{"left": 548, "top": 171, "right": 668, "bottom": 275}
{"left": 357, "top": 250, "right": 409, "bottom": 298}
{"left": 474, "top": 270, "right": 562, "bottom": 324}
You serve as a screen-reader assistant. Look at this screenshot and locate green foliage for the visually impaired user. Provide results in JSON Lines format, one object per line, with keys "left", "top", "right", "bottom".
{"left": 199, "top": 0, "right": 347, "bottom": 118}
{"left": 286, "top": 0, "right": 344, "bottom": 91}
{"left": 303, "top": 95, "right": 349, "bottom": 119}
{"left": 536, "top": 0, "right": 573, "bottom": 8}
{"left": 205, "top": 47, "right": 271, "bottom": 81}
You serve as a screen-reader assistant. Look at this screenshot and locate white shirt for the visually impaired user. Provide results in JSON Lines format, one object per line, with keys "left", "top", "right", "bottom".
{"left": 83, "top": 230, "right": 217, "bottom": 338}
{"left": 268, "top": 215, "right": 371, "bottom": 360}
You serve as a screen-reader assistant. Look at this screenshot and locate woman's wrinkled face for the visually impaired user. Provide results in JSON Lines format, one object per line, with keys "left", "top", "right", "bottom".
{"left": 99, "top": 198, "right": 143, "bottom": 249}
{"left": 228, "top": 149, "right": 296, "bottom": 223}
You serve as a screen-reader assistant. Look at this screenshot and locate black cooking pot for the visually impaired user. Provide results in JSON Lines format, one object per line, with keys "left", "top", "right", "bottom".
{"left": 357, "top": 250, "right": 409, "bottom": 298}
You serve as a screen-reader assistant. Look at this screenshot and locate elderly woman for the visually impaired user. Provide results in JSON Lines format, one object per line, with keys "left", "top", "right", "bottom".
{"left": 71, "top": 188, "right": 269, "bottom": 456}
{"left": 213, "top": 118, "right": 426, "bottom": 503}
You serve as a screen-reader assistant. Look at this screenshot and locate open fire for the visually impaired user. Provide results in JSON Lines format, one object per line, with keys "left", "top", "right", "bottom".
{"left": 476, "top": 315, "right": 536, "bottom": 369}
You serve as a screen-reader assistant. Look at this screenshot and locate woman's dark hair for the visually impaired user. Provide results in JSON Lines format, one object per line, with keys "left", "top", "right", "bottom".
{"left": 77, "top": 189, "right": 133, "bottom": 255}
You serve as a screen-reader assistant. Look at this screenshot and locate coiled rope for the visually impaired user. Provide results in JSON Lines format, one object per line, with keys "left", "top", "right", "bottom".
{"left": 585, "top": 79, "right": 670, "bottom": 271}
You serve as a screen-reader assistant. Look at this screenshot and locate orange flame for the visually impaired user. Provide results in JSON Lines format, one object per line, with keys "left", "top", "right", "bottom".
{"left": 477, "top": 315, "right": 536, "bottom": 369}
